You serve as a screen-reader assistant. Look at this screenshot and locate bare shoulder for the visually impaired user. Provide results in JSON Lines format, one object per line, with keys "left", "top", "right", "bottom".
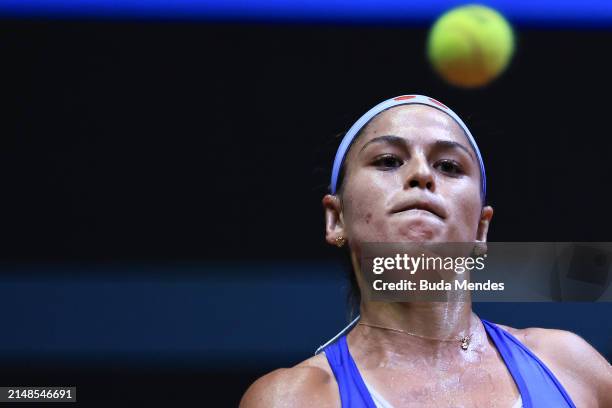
{"left": 495, "top": 323, "right": 612, "bottom": 407}
{"left": 495, "top": 323, "right": 610, "bottom": 368}
{"left": 239, "top": 353, "right": 338, "bottom": 408}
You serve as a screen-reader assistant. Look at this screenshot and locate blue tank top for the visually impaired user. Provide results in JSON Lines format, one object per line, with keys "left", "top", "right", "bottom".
{"left": 321, "top": 319, "right": 576, "bottom": 408}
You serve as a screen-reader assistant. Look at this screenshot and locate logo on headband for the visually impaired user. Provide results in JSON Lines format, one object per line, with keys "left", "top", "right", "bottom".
{"left": 393, "top": 95, "right": 416, "bottom": 101}
{"left": 392, "top": 95, "right": 449, "bottom": 110}
{"left": 427, "top": 98, "right": 448, "bottom": 109}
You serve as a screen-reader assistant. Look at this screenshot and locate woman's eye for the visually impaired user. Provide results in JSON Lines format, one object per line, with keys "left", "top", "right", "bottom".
{"left": 435, "top": 159, "right": 463, "bottom": 175}
{"left": 373, "top": 155, "right": 403, "bottom": 169}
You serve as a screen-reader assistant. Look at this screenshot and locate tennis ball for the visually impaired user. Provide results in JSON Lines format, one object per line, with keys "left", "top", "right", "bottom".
{"left": 427, "top": 4, "right": 515, "bottom": 88}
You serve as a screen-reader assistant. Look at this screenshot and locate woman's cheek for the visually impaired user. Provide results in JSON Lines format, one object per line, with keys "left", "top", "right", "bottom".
{"left": 451, "top": 203, "right": 482, "bottom": 241}
{"left": 349, "top": 217, "right": 389, "bottom": 244}
{"left": 343, "top": 196, "right": 389, "bottom": 242}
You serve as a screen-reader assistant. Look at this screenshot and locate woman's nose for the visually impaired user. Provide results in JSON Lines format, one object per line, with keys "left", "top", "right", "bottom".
{"left": 404, "top": 155, "right": 435, "bottom": 192}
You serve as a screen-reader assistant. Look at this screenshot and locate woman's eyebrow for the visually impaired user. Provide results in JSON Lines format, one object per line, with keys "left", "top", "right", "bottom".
{"left": 359, "top": 135, "right": 407, "bottom": 154}
{"left": 359, "top": 135, "right": 475, "bottom": 161}
{"left": 433, "top": 140, "right": 476, "bottom": 161}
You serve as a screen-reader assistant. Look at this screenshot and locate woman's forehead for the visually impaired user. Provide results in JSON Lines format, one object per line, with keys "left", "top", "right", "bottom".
{"left": 356, "top": 104, "right": 467, "bottom": 147}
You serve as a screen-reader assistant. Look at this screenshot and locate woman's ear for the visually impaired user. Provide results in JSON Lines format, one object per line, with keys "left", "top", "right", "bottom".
{"left": 322, "top": 194, "right": 345, "bottom": 246}
{"left": 476, "top": 205, "right": 494, "bottom": 243}
{"left": 473, "top": 205, "right": 493, "bottom": 256}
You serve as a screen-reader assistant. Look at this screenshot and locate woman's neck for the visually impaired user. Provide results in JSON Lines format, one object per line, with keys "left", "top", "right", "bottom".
{"left": 347, "top": 252, "right": 489, "bottom": 359}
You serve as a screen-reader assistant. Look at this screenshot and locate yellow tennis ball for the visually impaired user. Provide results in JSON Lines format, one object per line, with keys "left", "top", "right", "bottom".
{"left": 427, "top": 4, "right": 515, "bottom": 88}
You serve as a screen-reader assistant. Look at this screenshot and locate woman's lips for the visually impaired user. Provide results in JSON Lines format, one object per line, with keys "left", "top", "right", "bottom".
{"left": 398, "top": 208, "right": 440, "bottom": 218}
{"left": 390, "top": 200, "right": 446, "bottom": 219}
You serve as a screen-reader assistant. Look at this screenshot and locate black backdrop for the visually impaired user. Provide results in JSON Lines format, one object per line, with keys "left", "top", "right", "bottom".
{"left": 3, "top": 22, "right": 612, "bottom": 261}
{"left": 1, "top": 21, "right": 611, "bottom": 406}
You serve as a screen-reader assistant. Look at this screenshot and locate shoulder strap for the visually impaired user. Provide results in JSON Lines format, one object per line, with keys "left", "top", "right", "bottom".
{"left": 322, "top": 336, "right": 377, "bottom": 408}
{"left": 316, "top": 315, "right": 360, "bottom": 355}
{"left": 481, "top": 319, "right": 577, "bottom": 408}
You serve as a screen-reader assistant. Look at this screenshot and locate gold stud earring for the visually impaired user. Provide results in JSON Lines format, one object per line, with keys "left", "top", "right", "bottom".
{"left": 335, "top": 236, "right": 346, "bottom": 248}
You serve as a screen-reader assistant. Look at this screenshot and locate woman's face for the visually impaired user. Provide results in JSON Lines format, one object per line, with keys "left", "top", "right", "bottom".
{"left": 324, "top": 105, "right": 493, "bottom": 247}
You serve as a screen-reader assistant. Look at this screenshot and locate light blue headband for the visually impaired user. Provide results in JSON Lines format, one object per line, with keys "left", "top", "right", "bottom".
{"left": 330, "top": 94, "right": 487, "bottom": 204}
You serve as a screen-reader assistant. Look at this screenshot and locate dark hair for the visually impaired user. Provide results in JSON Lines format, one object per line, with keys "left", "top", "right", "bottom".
{"left": 332, "top": 126, "right": 369, "bottom": 321}
{"left": 343, "top": 251, "right": 361, "bottom": 320}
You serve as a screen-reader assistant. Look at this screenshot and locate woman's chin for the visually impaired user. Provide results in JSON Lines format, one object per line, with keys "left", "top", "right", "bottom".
{"left": 394, "top": 220, "right": 443, "bottom": 242}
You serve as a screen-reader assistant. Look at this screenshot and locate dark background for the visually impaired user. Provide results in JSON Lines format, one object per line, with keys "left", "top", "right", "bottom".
{"left": 0, "top": 19, "right": 611, "bottom": 407}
